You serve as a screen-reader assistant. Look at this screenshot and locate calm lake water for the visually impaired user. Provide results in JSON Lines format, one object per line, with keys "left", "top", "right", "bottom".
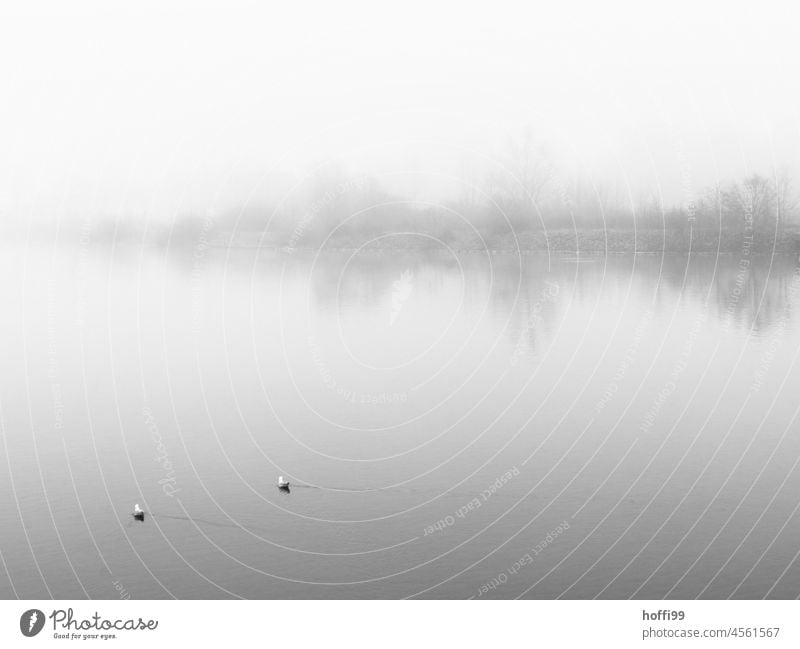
{"left": 2, "top": 240, "right": 800, "bottom": 599}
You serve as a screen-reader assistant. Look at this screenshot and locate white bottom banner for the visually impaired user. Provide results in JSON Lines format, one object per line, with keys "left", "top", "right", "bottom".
{"left": 0, "top": 601, "right": 797, "bottom": 648}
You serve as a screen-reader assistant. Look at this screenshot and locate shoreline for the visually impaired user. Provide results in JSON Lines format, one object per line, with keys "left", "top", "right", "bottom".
{"left": 207, "top": 227, "right": 800, "bottom": 256}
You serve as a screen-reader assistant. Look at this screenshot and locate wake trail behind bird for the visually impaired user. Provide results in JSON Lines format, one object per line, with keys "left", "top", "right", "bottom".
{"left": 284, "top": 483, "right": 408, "bottom": 493}
{"left": 149, "top": 513, "right": 274, "bottom": 535}
{"left": 141, "top": 483, "right": 500, "bottom": 535}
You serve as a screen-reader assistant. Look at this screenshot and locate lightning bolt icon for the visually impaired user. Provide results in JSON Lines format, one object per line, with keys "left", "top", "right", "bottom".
{"left": 28, "top": 612, "right": 37, "bottom": 632}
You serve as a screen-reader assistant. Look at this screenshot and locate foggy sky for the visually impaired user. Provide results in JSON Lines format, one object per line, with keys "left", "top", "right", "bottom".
{"left": 1, "top": 0, "right": 799, "bottom": 225}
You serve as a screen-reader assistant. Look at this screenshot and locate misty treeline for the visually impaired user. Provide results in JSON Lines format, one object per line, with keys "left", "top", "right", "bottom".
{"left": 636, "top": 171, "right": 798, "bottom": 233}
{"left": 91, "top": 138, "right": 800, "bottom": 251}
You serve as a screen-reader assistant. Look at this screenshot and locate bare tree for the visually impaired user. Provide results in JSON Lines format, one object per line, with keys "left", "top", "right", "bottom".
{"left": 774, "top": 166, "right": 798, "bottom": 229}
{"left": 722, "top": 174, "right": 775, "bottom": 231}
{"left": 488, "top": 130, "right": 553, "bottom": 228}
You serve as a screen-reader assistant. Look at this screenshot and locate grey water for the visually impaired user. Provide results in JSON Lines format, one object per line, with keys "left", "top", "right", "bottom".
{"left": 2, "top": 242, "right": 800, "bottom": 599}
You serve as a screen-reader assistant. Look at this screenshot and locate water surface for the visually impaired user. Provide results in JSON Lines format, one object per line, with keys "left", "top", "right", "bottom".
{"left": 1, "top": 242, "right": 800, "bottom": 599}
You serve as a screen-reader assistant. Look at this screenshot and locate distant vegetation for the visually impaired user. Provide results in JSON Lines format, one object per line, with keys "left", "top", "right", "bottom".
{"left": 37, "top": 141, "right": 800, "bottom": 255}
{"left": 158, "top": 165, "right": 800, "bottom": 254}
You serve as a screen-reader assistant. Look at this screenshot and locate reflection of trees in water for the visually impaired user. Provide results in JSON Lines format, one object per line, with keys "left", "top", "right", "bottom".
{"left": 304, "top": 250, "right": 565, "bottom": 357}
{"left": 306, "top": 250, "right": 466, "bottom": 311}
{"left": 557, "top": 253, "right": 800, "bottom": 335}
{"left": 563, "top": 253, "right": 799, "bottom": 334}
{"left": 618, "top": 253, "right": 799, "bottom": 334}
{"left": 708, "top": 255, "right": 798, "bottom": 333}
{"left": 491, "top": 254, "right": 561, "bottom": 358}
{"left": 295, "top": 251, "right": 800, "bottom": 353}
